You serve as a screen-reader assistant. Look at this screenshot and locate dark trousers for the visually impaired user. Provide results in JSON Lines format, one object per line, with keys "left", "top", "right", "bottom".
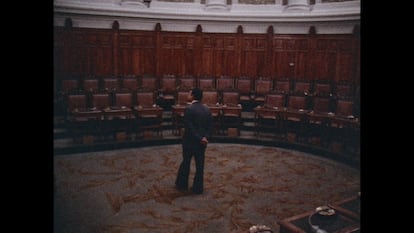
{"left": 175, "top": 144, "right": 205, "bottom": 193}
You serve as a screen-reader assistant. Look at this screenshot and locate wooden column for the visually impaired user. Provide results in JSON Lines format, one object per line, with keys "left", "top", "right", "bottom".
{"left": 155, "top": 23, "right": 162, "bottom": 77}
{"left": 112, "top": 20, "right": 120, "bottom": 76}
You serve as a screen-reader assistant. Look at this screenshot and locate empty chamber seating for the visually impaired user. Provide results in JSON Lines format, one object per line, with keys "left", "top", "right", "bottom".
{"left": 134, "top": 91, "right": 163, "bottom": 138}
{"left": 254, "top": 93, "right": 286, "bottom": 139}
{"left": 221, "top": 91, "right": 242, "bottom": 135}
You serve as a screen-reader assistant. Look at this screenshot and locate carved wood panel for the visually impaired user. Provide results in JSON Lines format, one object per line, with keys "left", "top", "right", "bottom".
{"left": 54, "top": 25, "right": 359, "bottom": 87}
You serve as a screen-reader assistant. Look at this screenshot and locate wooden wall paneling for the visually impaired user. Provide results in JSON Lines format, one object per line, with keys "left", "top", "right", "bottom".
{"left": 210, "top": 35, "right": 237, "bottom": 77}
{"left": 184, "top": 46, "right": 195, "bottom": 75}
{"left": 159, "top": 32, "right": 195, "bottom": 76}
{"left": 112, "top": 21, "right": 120, "bottom": 76}
{"left": 265, "top": 26, "right": 274, "bottom": 78}
{"left": 83, "top": 29, "right": 113, "bottom": 76}
{"left": 118, "top": 33, "right": 131, "bottom": 75}
{"left": 54, "top": 28, "right": 66, "bottom": 78}
{"left": 213, "top": 36, "right": 224, "bottom": 77}
{"left": 272, "top": 36, "right": 311, "bottom": 80}
{"left": 223, "top": 47, "right": 237, "bottom": 76}
{"left": 295, "top": 50, "right": 310, "bottom": 80}
{"left": 193, "top": 25, "right": 203, "bottom": 77}
{"left": 352, "top": 26, "right": 360, "bottom": 87}
{"left": 54, "top": 24, "right": 360, "bottom": 93}
{"left": 312, "top": 35, "right": 357, "bottom": 82}
{"left": 241, "top": 34, "right": 267, "bottom": 78}
{"left": 294, "top": 38, "right": 311, "bottom": 80}
{"left": 201, "top": 34, "right": 214, "bottom": 76}
{"left": 335, "top": 52, "right": 353, "bottom": 83}
{"left": 155, "top": 23, "right": 162, "bottom": 77}
{"left": 234, "top": 26, "right": 243, "bottom": 78}
{"left": 313, "top": 37, "right": 337, "bottom": 81}
{"left": 335, "top": 38, "right": 356, "bottom": 83}
{"left": 118, "top": 31, "right": 155, "bottom": 76}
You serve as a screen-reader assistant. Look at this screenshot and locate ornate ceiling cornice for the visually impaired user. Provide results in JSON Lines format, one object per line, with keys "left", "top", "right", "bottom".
{"left": 54, "top": 0, "right": 360, "bottom": 33}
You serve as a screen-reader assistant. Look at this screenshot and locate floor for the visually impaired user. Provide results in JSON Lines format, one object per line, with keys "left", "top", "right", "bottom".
{"left": 54, "top": 143, "right": 360, "bottom": 233}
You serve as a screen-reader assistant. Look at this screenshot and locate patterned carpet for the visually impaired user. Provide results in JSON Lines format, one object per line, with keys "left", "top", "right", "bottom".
{"left": 53, "top": 143, "right": 360, "bottom": 233}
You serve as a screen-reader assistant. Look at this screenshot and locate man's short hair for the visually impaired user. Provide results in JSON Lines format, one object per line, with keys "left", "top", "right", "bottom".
{"left": 191, "top": 88, "right": 203, "bottom": 101}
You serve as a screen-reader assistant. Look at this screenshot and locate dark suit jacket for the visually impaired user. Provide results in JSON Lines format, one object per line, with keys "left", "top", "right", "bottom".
{"left": 182, "top": 101, "right": 213, "bottom": 149}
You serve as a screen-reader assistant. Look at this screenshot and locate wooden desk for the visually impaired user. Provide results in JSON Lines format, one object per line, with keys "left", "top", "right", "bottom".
{"left": 102, "top": 106, "right": 134, "bottom": 120}
{"left": 71, "top": 108, "right": 103, "bottom": 121}
{"left": 278, "top": 196, "right": 360, "bottom": 233}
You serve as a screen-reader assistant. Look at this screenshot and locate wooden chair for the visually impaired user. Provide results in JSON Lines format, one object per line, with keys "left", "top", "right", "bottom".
{"left": 103, "top": 92, "right": 135, "bottom": 140}
{"left": 221, "top": 91, "right": 242, "bottom": 135}
{"left": 306, "top": 95, "right": 334, "bottom": 146}
{"left": 171, "top": 91, "right": 190, "bottom": 135}
{"left": 216, "top": 76, "right": 235, "bottom": 92}
{"left": 254, "top": 93, "right": 286, "bottom": 139}
{"left": 67, "top": 93, "right": 102, "bottom": 143}
{"left": 158, "top": 75, "right": 177, "bottom": 110}
{"left": 273, "top": 78, "right": 292, "bottom": 94}
{"left": 139, "top": 75, "right": 158, "bottom": 92}
{"left": 235, "top": 76, "right": 253, "bottom": 110}
{"left": 253, "top": 78, "right": 273, "bottom": 106}
{"left": 313, "top": 79, "right": 333, "bottom": 96}
{"left": 90, "top": 92, "right": 112, "bottom": 139}
{"left": 61, "top": 79, "right": 80, "bottom": 94}
{"left": 329, "top": 97, "right": 360, "bottom": 154}
{"left": 102, "top": 77, "right": 119, "bottom": 91}
{"left": 333, "top": 80, "right": 354, "bottom": 99}
{"left": 177, "top": 75, "right": 196, "bottom": 91}
{"left": 285, "top": 94, "right": 310, "bottom": 142}
{"left": 134, "top": 91, "right": 163, "bottom": 138}
{"left": 203, "top": 90, "right": 221, "bottom": 134}
{"left": 198, "top": 76, "right": 216, "bottom": 90}
{"left": 121, "top": 77, "right": 139, "bottom": 91}
{"left": 292, "top": 79, "right": 312, "bottom": 95}
{"left": 82, "top": 78, "right": 100, "bottom": 92}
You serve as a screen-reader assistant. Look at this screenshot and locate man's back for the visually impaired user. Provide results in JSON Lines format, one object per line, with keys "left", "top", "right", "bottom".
{"left": 183, "top": 102, "right": 212, "bottom": 146}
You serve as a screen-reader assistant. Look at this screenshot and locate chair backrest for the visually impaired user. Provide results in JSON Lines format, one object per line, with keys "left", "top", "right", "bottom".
{"left": 178, "top": 76, "right": 196, "bottom": 91}
{"left": 293, "top": 79, "right": 311, "bottom": 95}
{"left": 198, "top": 76, "right": 216, "bottom": 90}
{"left": 273, "top": 79, "right": 291, "bottom": 94}
{"left": 176, "top": 91, "right": 190, "bottom": 105}
{"left": 67, "top": 94, "right": 88, "bottom": 112}
{"left": 160, "top": 76, "right": 177, "bottom": 94}
{"left": 114, "top": 92, "right": 133, "bottom": 108}
{"left": 334, "top": 80, "right": 354, "bottom": 98}
{"left": 335, "top": 99, "right": 354, "bottom": 116}
{"left": 203, "top": 90, "right": 219, "bottom": 105}
{"left": 254, "top": 78, "right": 272, "bottom": 96}
{"left": 222, "top": 91, "right": 240, "bottom": 105}
{"left": 140, "top": 76, "right": 158, "bottom": 91}
{"left": 313, "top": 80, "right": 332, "bottom": 96}
{"left": 264, "top": 93, "right": 286, "bottom": 108}
{"left": 82, "top": 78, "right": 100, "bottom": 92}
{"left": 311, "top": 96, "right": 331, "bottom": 113}
{"left": 61, "top": 79, "right": 79, "bottom": 93}
{"left": 91, "top": 93, "right": 111, "bottom": 110}
{"left": 103, "top": 78, "right": 119, "bottom": 91}
{"left": 236, "top": 77, "right": 252, "bottom": 95}
{"left": 216, "top": 77, "right": 235, "bottom": 91}
{"left": 121, "top": 77, "right": 139, "bottom": 91}
{"left": 136, "top": 91, "right": 155, "bottom": 107}
{"left": 287, "top": 95, "right": 308, "bottom": 110}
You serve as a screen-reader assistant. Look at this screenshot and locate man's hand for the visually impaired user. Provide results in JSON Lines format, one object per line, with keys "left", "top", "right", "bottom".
{"left": 201, "top": 137, "right": 208, "bottom": 146}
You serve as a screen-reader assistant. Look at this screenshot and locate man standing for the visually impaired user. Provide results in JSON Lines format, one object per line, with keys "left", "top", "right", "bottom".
{"left": 175, "top": 88, "right": 213, "bottom": 194}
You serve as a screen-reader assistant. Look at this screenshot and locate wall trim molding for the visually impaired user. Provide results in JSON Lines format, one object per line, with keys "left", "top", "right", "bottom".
{"left": 54, "top": 0, "right": 360, "bottom": 34}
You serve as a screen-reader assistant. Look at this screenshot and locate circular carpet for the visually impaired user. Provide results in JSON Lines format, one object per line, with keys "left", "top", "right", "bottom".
{"left": 54, "top": 143, "right": 360, "bottom": 233}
